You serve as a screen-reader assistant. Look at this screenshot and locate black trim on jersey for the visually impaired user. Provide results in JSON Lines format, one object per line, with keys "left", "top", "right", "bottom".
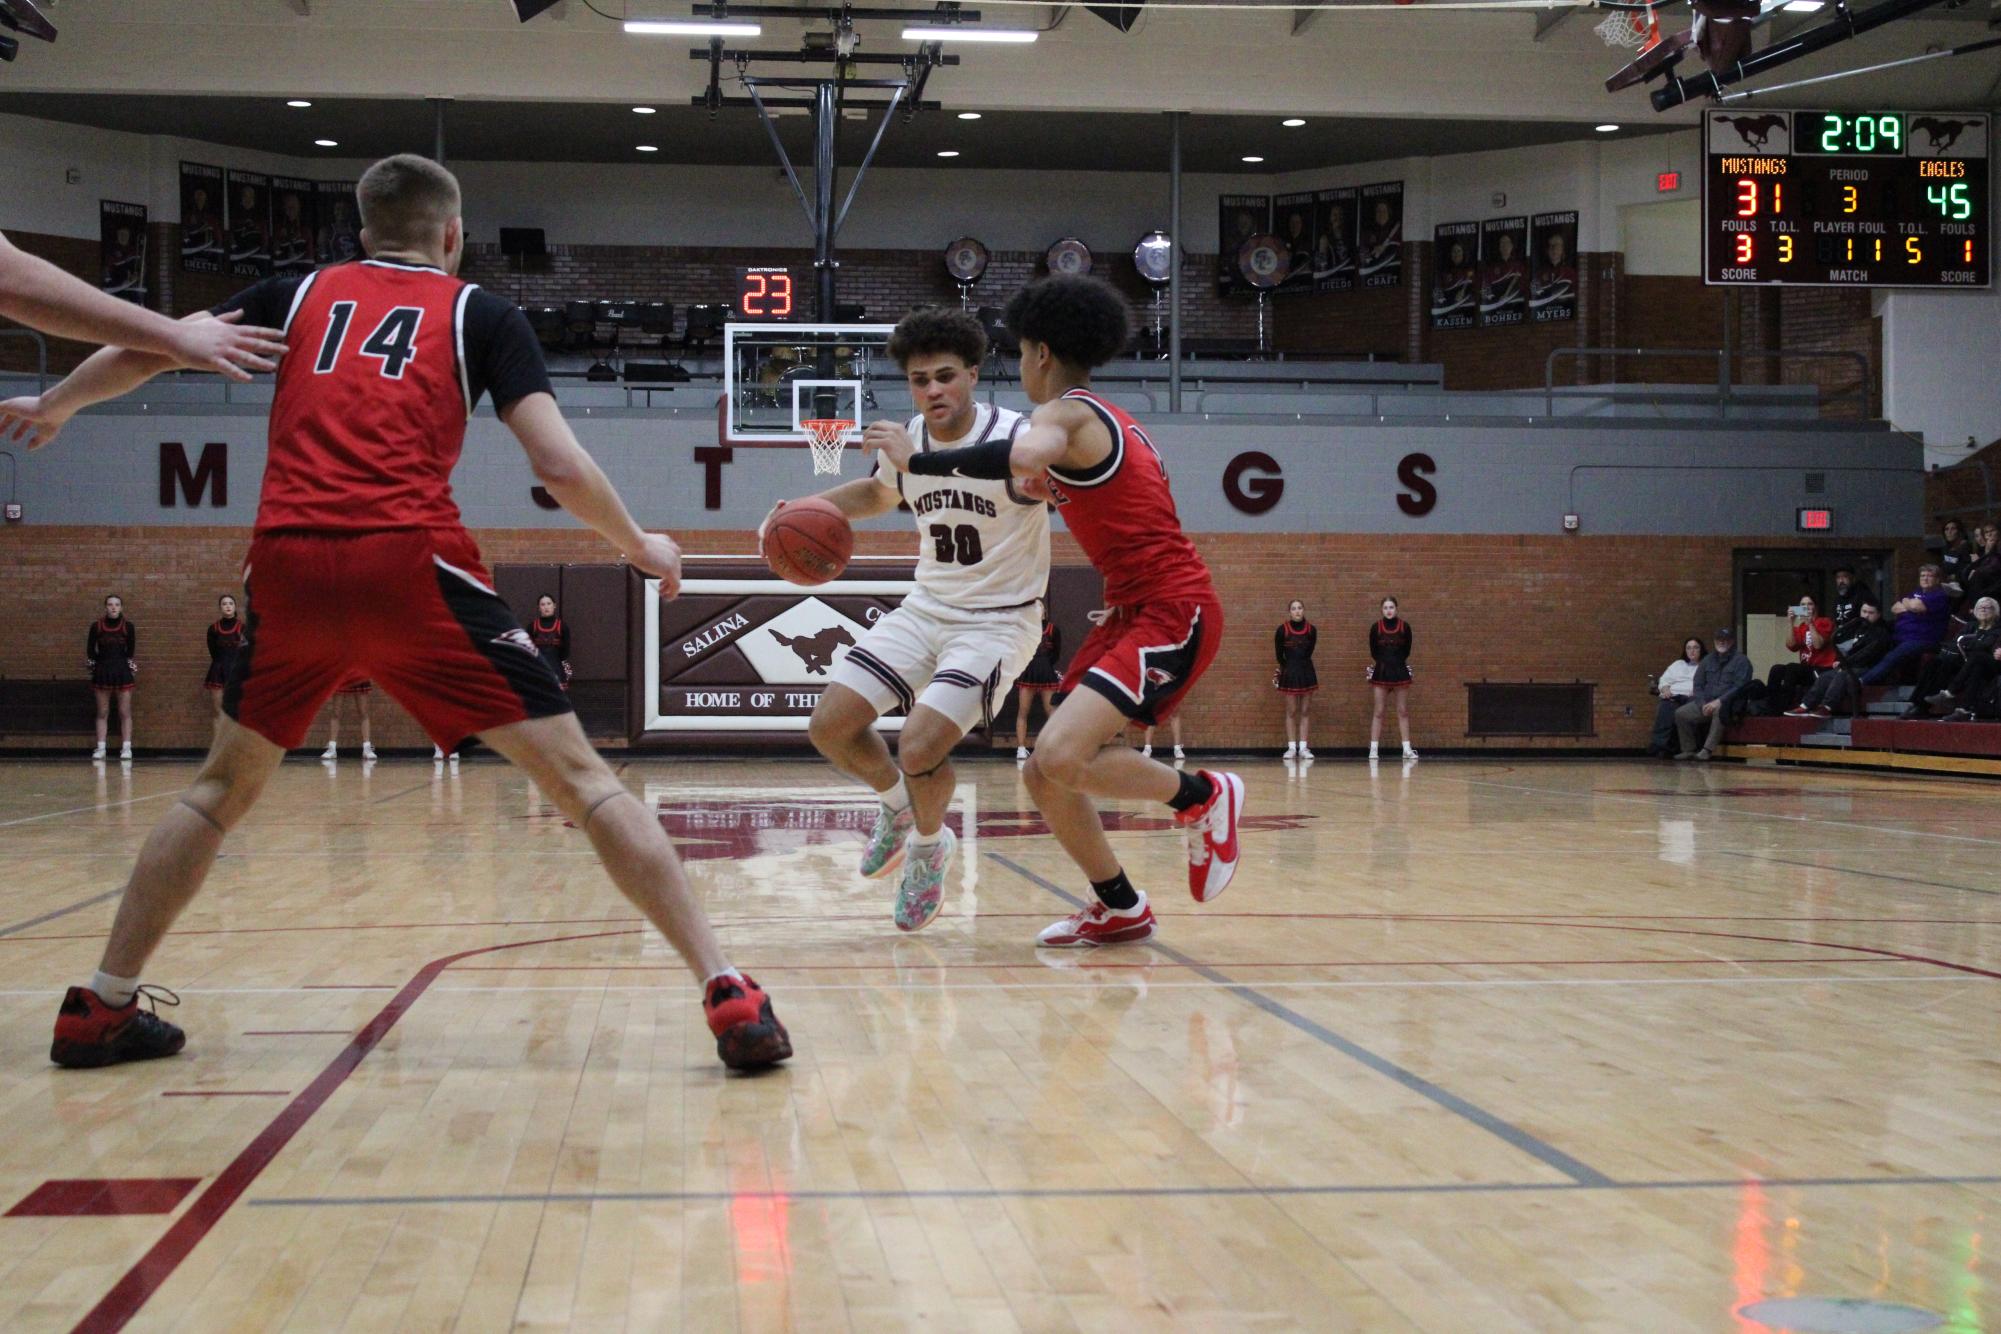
{"left": 1046, "top": 389, "right": 1124, "bottom": 489}
{"left": 210, "top": 273, "right": 313, "bottom": 333}
{"left": 433, "top": 562, "right": 574, "bottom": 737}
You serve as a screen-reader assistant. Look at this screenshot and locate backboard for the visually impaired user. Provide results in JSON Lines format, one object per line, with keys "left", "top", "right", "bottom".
{"left": 723, "top": 323, "right": 898, "bottom": 444}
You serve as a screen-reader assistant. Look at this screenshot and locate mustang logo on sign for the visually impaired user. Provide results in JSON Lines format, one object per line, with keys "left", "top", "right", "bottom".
{"left": 771, "top": 625, "right": 856, "bottom": 676}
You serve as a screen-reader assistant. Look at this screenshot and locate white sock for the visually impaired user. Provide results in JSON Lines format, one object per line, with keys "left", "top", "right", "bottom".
{"left": 909, "top": 827, "right": 942, "bottom": 852}
{"left": 880, "top": 776, "right": 911, "bottom": 814}
{"left": 702, "top": 967, "right": 745, "bottom": 991}
{"left": 89, "top": 970, "right": 140, "bottom": 1007}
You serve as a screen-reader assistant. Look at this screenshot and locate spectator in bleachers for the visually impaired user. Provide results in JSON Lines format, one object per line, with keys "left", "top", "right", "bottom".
{"left": 1795, "top": 601, "right": 1891, "bottom": 717}
{"left": 1958, "top": 521, "right": 2001, "bottom": 613}
{"left": 1907, "top": 597, "right": 2001, "bottom": 719}
{"left": 1861, "top": 565, "right": 1952, "bottom": 687}
{"left": 1938, "top": 518, "right": 1975, "bottom": 597}
{"left": 1766, "top": 594, "right": 1835, "bottom": 713}
{"left": 1828, "top": 565, "right": 1877, "bottom": 652}
{"left": 1674, "top": 628, "right": 1751, "bottom": 760}
{"left": 1948, "top": 641, "right": 2001, "bottom": 722}
{"left": 1649, "top": 637, "right": 1704, "bottom": 757}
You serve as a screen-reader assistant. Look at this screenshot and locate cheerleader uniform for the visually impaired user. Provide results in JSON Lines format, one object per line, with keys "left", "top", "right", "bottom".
{"left": 1368, "top": 616, "right": 1413, "bottom": 689}
{"left": 87, "top": 616, "right": 137, "bottom": 692}
{"left": 1274, "top": 619, "right": 1318, "bottom": 694}
{"left": 1018, "top": 621, "right": 1062, "bottom": 693}
{"left": 530, "top": 615, "right": 572, "bottom": 690}
{"left": 205, "top": 616, "right": 246, "bottom": 692}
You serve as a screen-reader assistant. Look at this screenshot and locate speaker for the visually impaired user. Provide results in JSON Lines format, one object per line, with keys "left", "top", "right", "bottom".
{"left": 499, "top": 227, "right": 547, "bottom": 257}
{"left": 510, "top": 0, "right": 564, "bottom": 21}
{"left": 1085, "top": 3, "right": 1142, "bottom": 32}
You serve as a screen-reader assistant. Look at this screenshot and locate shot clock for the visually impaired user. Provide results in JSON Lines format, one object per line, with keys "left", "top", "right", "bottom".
{"left": 1704, "top": 110, "right": 1989, "bottom": 288}
{"left": 734, "top": 266, "right": 798, "bottom": 320}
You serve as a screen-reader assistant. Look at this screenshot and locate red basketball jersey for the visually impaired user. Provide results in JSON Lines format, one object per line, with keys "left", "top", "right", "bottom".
{"left": 258, "top": 260, "right": 479, "bottom": 533}
{"left": 1045, "top": 388, "right": 1214, "bottom": 606}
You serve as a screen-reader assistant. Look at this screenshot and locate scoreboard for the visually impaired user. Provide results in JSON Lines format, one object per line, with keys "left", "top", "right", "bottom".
{"left": 1704, "top": 110, "right": 1989, "bottom": 288}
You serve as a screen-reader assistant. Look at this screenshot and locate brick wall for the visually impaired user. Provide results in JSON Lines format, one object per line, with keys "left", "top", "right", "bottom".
{"left": 0, "top": 523, "right": 1914, "bottom": 754}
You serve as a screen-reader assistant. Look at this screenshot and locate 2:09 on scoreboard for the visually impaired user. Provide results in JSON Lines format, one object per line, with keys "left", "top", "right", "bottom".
{"left": 1703, "top": 110, "right": 1990, "bottom": 288}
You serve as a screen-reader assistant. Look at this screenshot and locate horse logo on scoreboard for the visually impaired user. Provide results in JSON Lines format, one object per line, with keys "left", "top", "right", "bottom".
{"left": 1711, "top": 112, "right": 1790, "bottom": 154}
{"left": 1908, "top": 117, "right": 1986, "bottom": 159}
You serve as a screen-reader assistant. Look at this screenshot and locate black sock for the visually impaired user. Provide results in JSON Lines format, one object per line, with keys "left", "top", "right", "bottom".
{"left": 1090, "top": 869, "right": 1140, "bottom": 911}
{"left": 1167, "top": 769, "right": 1215, "bottom": 813}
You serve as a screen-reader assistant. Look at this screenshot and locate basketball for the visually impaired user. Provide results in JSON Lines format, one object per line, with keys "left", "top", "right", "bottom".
{"left": 761, "top": 497, "right": 853, "bottom": 585}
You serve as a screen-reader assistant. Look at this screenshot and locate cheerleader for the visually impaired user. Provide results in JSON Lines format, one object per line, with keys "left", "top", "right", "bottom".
{"left": 1013, "top": 613, "right": 1062, "bottom": 761}
{"left": 323, "top": 677, "right": 376, "bottom": 762}
{"left": 86, "top": 595, "right": 136, "bottom": 761}
{"left": 1274, "top": 598, "right": 1318, "bottom": 758}
{"left": 204, "top": 594, "right": 246, "bottom": 715}
{"left": 1140, "top": 708, "right": 1184, "bottom": 762}
{"left": 1367, "top": 597, "right": 1417, "bottom": 761}
{"left": 529, "top": 594, "right": 572, "bottom": 690}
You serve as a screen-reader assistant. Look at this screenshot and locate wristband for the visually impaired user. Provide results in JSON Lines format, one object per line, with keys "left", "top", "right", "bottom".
{"left": 906, "top": 436, "right": 1015, "bottom": 481}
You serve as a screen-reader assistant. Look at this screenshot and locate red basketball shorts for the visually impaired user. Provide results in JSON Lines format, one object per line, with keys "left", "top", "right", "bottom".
{"left": 1060, "top": 597, "right": 1222, "bottom": 727}
{"left": 225, "top": 528, "right": 571, "bottom": 750}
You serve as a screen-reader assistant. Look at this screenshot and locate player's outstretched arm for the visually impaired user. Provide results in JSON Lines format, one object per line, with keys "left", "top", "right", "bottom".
{"left": 501, "top": 391, "right": 684, "bottom": 596}
{"left": 756, "top": 476, "right": 897, "bottom": 548}
{"left": 0, "top": 234, "right": 285, "bottom": 379}
{"left": 861, "top": 399, "right": 1095, "bottom": 481}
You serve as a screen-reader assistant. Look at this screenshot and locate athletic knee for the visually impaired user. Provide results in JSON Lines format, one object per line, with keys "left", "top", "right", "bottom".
{"left": 807, "top": 705, "right": 859, "bottom": 763}
{"left": 1026, "top": 743, "right": 1088, "bottom": 791}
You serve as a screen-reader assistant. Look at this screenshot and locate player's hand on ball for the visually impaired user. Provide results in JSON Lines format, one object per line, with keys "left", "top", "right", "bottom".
{"left": 628, "top": 533, "right": 684, "bottom": 599}
{"left": 860, "top": 420, "right": 915, "bottom": 473}
{"left": 756, "top": 499, "right": 788, "bottom": 547}
{"left": 0, "top": 394, "right": 72, "bottom": 450}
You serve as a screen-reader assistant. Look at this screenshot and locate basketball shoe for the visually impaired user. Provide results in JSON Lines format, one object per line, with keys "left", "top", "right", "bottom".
{"left": 1037, "top": 897, "right": 1156, "bottom": 947}
{"left": 1175, "top": 770, "right": 1245, "bottom": 903}
{"left": 894, "top": 826, "right": 957, "bottom": 932}
{"left": 859, "top": 801, "right": 915, "bottom": 879}
{"left": 50, "top": 985, "right": 185, "bottom": 1069}
{"left": 703, "top": 973, "right": 792, "bottom": 1070}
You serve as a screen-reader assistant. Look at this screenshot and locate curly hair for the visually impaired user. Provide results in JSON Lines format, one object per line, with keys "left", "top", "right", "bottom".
{"left": 1002, "top": 275, "right": 1132, "bottom": 370}
{"left": 887, "top": 307, "right": 986, "bottom": 369}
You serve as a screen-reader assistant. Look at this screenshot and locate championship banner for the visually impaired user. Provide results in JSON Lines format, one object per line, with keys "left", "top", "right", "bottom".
{"left": 1479, "top": 216, "right": 1528, "bottom": 326}
{"left": 1359, "top": 181, "right": 1404, "bottom": 288}
{"left": 269, "top": 176, "right": 317, "bottom": 276}
{"left": 1530, "top": 210, "right": 1580, "bottom": 322}
{"left": 1216, "top": 194, "right": 1271, "bottom": 297}
{"left": 640, "top": 560, "right": 917, "bottom": 737}
{"left": 225, "top": 169, "right": 271, "bottom": 279}
{"left": 1273, "top": 192, "right": 1317, "bottom": 295}
{"left": 99, "top": 201, "right": 149, "bottom": 307}
{"left": 179, "top": 162, "right": 226, "bottom": 274}
{"left": 1429, "top": 221, "right": 1479, "bottom": 329}
{"left": 316, "top": 181, "right": 363, "bottom": 265}
{"left": 1312, "top": 187, "right": 1357, "bottom": 292}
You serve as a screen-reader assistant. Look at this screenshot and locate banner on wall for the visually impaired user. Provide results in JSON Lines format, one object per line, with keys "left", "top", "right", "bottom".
{"left": 1429, "top": 221, "right": 1479, "bottom": 329}
{"left": 179, "top": 162, "right": 226, "bottom": 274}
{"left": 225, "top": 169, "right": 272, "bottom": 279}
{"left": 269, "top": 176, "right": 317, "bottom": 276}
{"left": 315, "top": 180, "right": 362, "bottom": 265}
{"left": 1312, "top": 187, "right": 1357, "bottom": 292}
{"left": 1479, "top": 216, "right": 1528, "bottom": 326}
{"left": 1273, "top": 192, "right": 1316, "bottom": 295}
{"left": 99, "top": 201, "right": 149, "bottom": 307}
{"left": 1358, "top": 181, "right": 1404, "bottom": 288}
{"left": 1216, "top": 193, "right": 1270, "bottom": 297}
{"left": 1530, "top": 211, "right": 1580, "bottom": 322}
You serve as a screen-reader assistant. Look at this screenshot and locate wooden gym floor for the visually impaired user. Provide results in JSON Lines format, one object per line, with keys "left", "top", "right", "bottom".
{"left": 0, "top": 754, "right": 1995, "bottom": 1332}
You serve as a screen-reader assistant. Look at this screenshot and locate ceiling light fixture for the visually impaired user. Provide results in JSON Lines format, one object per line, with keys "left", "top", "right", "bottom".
{"left": 938, "top": 150, "right": 961, "bottom": 157}
{"left": 625, "top": 19, "right": 762, "bottom": 36}
{"left": 286, "top": 99, "right": 313, "bottom": 108}
{"left": 633, "top": 105, "right": 657, "bottom": 114}
{"left": 958, "top": 111, "right": 982, "bottom": 120}
{"left": 1281, "top": 117, "right": 1305, "bottom": 127}
{"left": 314, "top": 139, "right": 339, "bottom": 148}
{"left": 637, "top": 144, "right": 660, "bottom": 152}
{"left": 1242, "top": 155, "right": 1265, "bottom": 164}
{"left": 901, "top": 25, "right": 1037, "bottom": 42}
{"left": 1595, "top": 123, "right": 1620, "bottom": 132}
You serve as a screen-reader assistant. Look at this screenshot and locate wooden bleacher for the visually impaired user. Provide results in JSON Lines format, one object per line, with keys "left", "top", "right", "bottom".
{"left": 1721, "top": 684, "right": 2001, "bottom": 777}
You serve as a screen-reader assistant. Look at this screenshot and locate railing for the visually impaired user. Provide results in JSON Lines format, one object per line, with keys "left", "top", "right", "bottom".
{"left": 1544, "top": 346, "right": 1873, "bottom": 419}
{"left": 0, "top": 329, "right": 49, "bottom": 393}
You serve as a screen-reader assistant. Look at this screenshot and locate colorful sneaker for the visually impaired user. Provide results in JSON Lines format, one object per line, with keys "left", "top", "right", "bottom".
{"left": 1175, "top": 770, "right": 1245, "bottom": 904}
{"left": 703, "top": 973, "right": 792, "bottom": 1071}
{"left": 1037, "top": 897, "right": 1155, "bottom": 947}
{"left": 859, "top": 801, "right": 916, "bottom": 879}
{"left": 894, "top": 826, "right": 957, "bottom": 932}
{"left": 50, "top": 985, "right": 185, "bottom": 1069}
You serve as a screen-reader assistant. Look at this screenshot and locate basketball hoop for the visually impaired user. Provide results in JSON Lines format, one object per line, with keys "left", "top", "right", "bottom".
{"left": 1595, "top": 5, "right": 1659, "bottom": 50}
{"left": 801, "top": 418, "right": 855, "bottom": 475}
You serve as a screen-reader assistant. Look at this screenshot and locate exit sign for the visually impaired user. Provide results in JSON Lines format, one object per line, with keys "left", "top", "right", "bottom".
{"left": 1657, "top": 171, "right": 1682, "bottom": 193}
{"left": 1796, "top": 507, "right": 1834, "bottom": 532}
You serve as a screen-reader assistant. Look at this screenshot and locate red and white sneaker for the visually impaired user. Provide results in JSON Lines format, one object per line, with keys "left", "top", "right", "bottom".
{"left": 1174, "top": 770, "right": 1245, "bottom": 903}
{"left": 703, "top": 972, "right": 792, "bottom": 1071}
{"left": 1036, "top": 897, "right": 1155, "bottom": 948}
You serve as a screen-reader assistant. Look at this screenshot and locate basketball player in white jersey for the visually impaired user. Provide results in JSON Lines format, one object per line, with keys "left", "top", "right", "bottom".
{"left": 759, "top": 309, "right": 1050, "bottom": 932}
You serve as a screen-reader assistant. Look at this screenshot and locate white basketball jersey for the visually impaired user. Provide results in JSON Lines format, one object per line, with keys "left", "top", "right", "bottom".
{"left": 875, "top": 402, "right": 1051, "bottom": 613}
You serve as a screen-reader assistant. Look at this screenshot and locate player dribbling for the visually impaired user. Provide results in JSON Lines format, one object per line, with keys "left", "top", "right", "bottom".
{"left": 766, "top": 309, "right": 1051, "bottom": 931}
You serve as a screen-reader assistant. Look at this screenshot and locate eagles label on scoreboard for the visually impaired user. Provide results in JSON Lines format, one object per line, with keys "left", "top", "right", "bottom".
{"left": 1704, "top": 111, "right": 1989, "bottom": 288}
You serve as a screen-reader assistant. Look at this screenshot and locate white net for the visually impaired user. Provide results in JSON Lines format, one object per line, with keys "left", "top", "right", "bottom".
{"left": 1594, "top": 7, "right": 1649, "bottom": 46}
{"left": 802, "top": 418, "right": 855, "bottom": 475}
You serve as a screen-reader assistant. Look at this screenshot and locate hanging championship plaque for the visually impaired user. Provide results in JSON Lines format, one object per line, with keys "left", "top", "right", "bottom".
{"left": 1045, "top": 237, "right": 1093, "bottom": 276}
{"left": 1237, "top": 234, "right": 1291, "bottom": 289}
{"left": 944, "top": 236, "right": 990, "bottom": 284}
{"left": 1133, "top": 230, "right": 1173, "bottom": 286}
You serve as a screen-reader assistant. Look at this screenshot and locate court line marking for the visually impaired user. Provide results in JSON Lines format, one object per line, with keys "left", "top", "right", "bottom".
{"left": 0, "top": 788, "right": 182, "bottom": 830}
{"left": 441, "top": 956, "right": 1905, "bottom": 971}
{"left": 70, "top": 927, "right": 644, "bottom": 1334}
{"left": 987, "top": 852, "right": 1614, "bottom": 1188}
{"left": 0, "top": 889, "right": 124, "bottom": 939}
{"left": 242, "top": 1173, "right": 2001, "bottom": 1209}
{"left": 1714, "top": 850, "right": 2001, "bottom": 899}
